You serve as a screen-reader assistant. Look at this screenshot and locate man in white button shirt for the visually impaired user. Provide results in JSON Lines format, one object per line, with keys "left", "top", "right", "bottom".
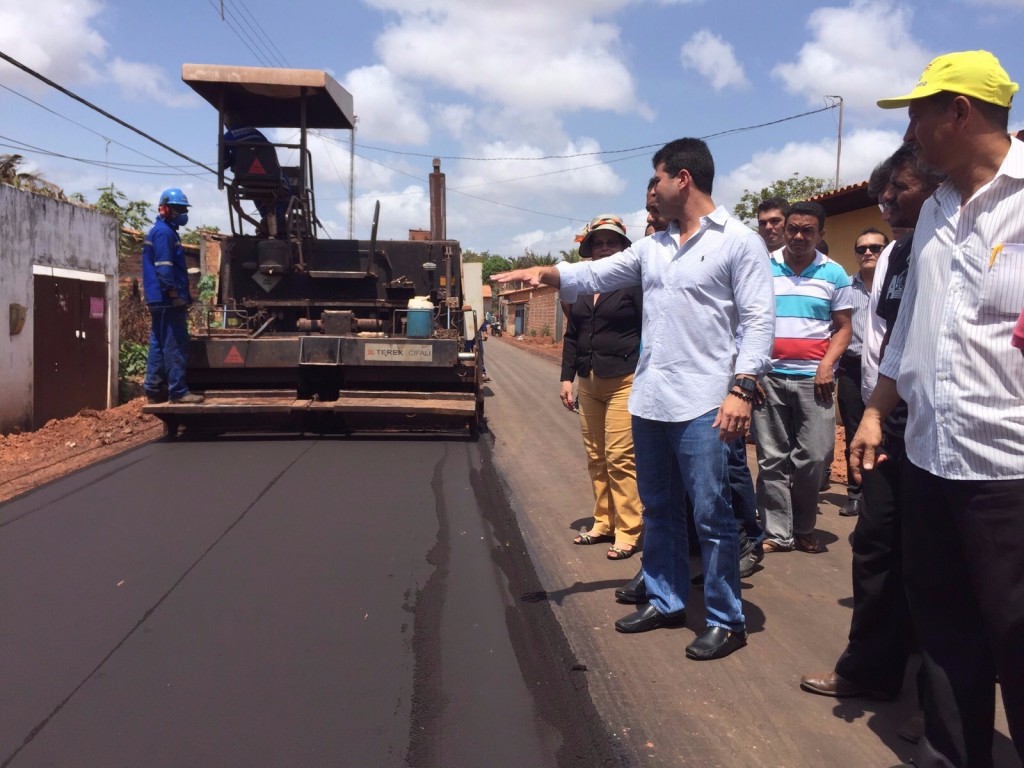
{"left": 851, "top": 50, "right": 1024, "bottom": 767}
{"left": 492, "top": 138, "right": 775, "bottom": 661}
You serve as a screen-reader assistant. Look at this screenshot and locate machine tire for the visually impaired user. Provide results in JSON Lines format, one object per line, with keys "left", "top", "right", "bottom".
{"left": 162, "top": 417, "right": 180, "bottom": 440}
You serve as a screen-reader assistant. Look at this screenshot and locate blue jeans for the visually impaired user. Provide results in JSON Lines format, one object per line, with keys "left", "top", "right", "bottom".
{"left": 145, "top": 305, "right": 191, "bottom": 399}
{"left": 633, "top": 412, "right": 744, "bottom": 631}
{"left": 727, "top": 436, "right": 762, "bottom": 554}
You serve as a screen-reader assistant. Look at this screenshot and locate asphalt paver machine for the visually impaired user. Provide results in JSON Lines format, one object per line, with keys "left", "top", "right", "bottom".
{"left": 144, "top": 64, "right": 484, "bottom": 437}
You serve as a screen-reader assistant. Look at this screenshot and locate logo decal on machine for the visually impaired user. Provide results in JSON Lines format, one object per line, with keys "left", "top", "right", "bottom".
{"left": 224, "top": 345, "right": 245, "bottom": 365}
{"left": 364, "top": 343, "right": 433, "bottom": 362}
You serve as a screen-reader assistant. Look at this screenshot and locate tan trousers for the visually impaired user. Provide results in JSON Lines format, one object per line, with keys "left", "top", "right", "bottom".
{"left": 577, "top": 371, "right": 643, "bottom": 548}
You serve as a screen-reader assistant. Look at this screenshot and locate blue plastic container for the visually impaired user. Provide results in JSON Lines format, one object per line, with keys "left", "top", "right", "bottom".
{"left": 406, "top": 309, "right": 432, "bottom": 338}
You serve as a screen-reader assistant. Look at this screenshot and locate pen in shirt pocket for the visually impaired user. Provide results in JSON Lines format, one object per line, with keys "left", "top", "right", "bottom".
{"left": 988, "top": 243, "right": 1004, "bottom": 268}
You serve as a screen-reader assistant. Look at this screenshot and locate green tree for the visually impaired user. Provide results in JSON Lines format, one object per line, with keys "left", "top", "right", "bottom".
{"left": 462, "top": 249, "right": 485, "bottom": 263}
{"left": 732, "top": 174, "right": 832, "bottom": 226}
{"left": 0, "top": 154, "right": 67, "bottom": 200}
{"left": 481, "top": 254, "right": 513, "bottom": 282}
{"left": 180, "top": 225, "right": 221, "bottom": 247}
{"left": 92, "top": 184, "right": 152, "bottom": 263}
{"left": 560, "top": 247, "right": 582, "bottom": 263}
{"left": 514, "top": 249, "right": 558, "bottom": 268}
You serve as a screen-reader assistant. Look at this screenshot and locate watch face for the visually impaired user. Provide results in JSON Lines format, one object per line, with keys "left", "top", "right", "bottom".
{"left": 736, "top": 377, "right": 756, "bottom": 392}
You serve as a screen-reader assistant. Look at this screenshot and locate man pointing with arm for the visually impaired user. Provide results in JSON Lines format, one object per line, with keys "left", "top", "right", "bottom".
{"left": 493, "top": 138, "right": 775, "bottom": 660}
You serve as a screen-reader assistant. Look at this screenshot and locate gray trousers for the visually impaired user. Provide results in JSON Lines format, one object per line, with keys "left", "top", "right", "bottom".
{"left": 752, "top": 373, "right": 836, "bottom": 547}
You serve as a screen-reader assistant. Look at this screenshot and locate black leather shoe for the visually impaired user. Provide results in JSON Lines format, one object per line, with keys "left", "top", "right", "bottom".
{"left": 685, "top": 625, "right": 747, "bottom": 660}
{"left": 614, "top": 604, "right": 686, "bottom": 634}
{"left": 840, "top": 499, "right": 861, "bottom": 517}
{"left": 614, "top": 569, "right": 648, "bottom": 603}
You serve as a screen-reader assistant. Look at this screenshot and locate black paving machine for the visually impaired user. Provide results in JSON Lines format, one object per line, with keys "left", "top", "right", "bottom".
{"left": 143, "top": 64, "right": 484, "bottom": 437}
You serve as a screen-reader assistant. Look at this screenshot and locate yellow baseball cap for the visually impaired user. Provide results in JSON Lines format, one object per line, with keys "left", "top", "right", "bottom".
{"left": 877, "top": 50, "right": 1019, "bottom": 109}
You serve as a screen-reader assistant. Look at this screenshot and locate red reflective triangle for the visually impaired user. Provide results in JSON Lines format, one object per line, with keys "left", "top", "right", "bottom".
{"left": 224, "top": 345, "right": 245, "bottom": 364}
{"left": 247, "top": 157, "right": 267, "bottom": 175}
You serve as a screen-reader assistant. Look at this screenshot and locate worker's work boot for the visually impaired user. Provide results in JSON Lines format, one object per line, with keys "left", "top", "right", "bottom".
{"left": 169, "top": 393, "right": 205, "bottom": 404}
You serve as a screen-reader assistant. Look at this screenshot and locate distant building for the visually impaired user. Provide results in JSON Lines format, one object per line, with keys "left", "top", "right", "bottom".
{"left": 495, "top": 283, "right": 562, "bottom": 340}
{"left": 807, "top": 182, "right": 890, "bottom": 272}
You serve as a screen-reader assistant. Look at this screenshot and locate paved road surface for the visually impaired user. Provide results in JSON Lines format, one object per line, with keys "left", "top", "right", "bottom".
{"left": 0, "top": 435, "right": 618, "bottom": 767}
{"left": 2, "top": 336, "right": 1016, "bottom": 768}
{"left": 483, "top": 336, "right": 1017, "bottom": 768}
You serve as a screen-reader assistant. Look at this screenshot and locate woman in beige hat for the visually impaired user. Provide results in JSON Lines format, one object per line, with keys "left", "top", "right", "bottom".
{"left": 563, "top": 215, "right": 644, "bottom": 560}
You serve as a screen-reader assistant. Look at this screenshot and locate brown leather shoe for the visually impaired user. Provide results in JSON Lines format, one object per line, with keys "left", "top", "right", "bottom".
{"left": 794, "top": 533, "right": 822, "bottom": 553}
{"left": 799, "top": 671, "right": 892, "bottom": 700}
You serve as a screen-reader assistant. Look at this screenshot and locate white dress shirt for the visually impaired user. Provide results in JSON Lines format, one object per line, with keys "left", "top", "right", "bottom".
{"left": 860, "top": 242, "right": 893, "bottom": 403}
{"left": 557, "top": 206, "right": 775, "bottom": 422}
{"left": 879, "top": 137, "right": 1024, "bottom": 480}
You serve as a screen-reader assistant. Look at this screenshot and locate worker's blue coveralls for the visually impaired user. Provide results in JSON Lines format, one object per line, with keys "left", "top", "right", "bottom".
{"left": 142, "top": 217, "right": 193, "bottom": 399}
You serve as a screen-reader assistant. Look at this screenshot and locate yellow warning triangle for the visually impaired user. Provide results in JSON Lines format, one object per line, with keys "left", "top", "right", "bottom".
{"left": 224, "top": 345, "right": 244, "bottom": 364}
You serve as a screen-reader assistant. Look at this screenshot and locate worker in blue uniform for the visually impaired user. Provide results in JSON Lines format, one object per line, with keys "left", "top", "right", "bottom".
{"left": 142, "top": 188, "right": 203, "bottom": 404}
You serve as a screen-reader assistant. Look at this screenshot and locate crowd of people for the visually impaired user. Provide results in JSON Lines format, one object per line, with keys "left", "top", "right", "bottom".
{"left": 493, "top": 49, "right": 1023, "bottom": 768}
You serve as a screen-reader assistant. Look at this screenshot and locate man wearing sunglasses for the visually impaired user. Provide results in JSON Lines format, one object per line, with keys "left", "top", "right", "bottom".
{"left": 835, "top": 230, "right": 889, "bottom": 517}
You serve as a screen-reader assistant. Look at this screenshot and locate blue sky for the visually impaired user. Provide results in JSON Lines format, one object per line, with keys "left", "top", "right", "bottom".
{"left": 2, "top": 0, "right": 1023, "bottom": 257}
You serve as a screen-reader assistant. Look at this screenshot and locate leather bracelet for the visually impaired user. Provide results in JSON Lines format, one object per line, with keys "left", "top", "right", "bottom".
{"left": 728, "top": 389, "right": 754, "bottom": 404}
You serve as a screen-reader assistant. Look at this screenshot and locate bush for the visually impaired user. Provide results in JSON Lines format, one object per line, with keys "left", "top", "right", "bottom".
{"left": 540, "top": 324, "right": 551, "bottom": 338}
{"left": 120, "top": 341, "right": 148, "bottom": 380}
{"left": 119, "top": 281, "right": 150, "bottom": 346}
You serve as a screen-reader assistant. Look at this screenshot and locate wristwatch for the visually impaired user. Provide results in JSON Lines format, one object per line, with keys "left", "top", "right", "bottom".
{"left": 733, "top": 375, "right": 757, "bottom": 395}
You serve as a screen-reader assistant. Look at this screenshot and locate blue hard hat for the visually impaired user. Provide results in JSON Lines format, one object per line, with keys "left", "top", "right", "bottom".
{"left": 158, "top": 188, "right": 190, "bottom": 207}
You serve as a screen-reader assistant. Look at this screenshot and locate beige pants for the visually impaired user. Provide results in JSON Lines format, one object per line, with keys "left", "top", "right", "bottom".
{"left": 577, "top": 371, "right": 643, "bottom": 549}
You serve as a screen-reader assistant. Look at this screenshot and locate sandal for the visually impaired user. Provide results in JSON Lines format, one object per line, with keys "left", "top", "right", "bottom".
{"left": 607, "top": 544, "right": 637, "bottom": 560}
{"left": 573, "top": 530, "right": 614, "bottom": 545}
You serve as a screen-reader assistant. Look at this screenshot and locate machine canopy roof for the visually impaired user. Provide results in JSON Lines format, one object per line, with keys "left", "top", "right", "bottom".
{"left": 181, "top": 63, "right": 355, "bottom": 130}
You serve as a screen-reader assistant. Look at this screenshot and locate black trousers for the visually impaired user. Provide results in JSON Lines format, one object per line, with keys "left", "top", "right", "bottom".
{"left": 834, "top": 439, "right": 914, "bottom": 696}
{"left": 902, "top": 461, "right": 1024, "bottom": 768}
{"left": 836, "top": 356, "right": 865, "bottom": 498}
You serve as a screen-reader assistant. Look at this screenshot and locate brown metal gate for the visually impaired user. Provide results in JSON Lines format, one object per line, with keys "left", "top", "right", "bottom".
{"left": 33, "top": 275, "right": 109, "bottom": 428}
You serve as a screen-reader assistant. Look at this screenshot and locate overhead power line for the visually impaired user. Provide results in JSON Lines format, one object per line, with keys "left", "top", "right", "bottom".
{"left": 0, "top": 82, "right": 212, "bottom": 180}
{"left": 0, "top": 50, "right": 217, "bottom": 175}
{"left": 351, "top": 104, "right": 840, "bottom": 162}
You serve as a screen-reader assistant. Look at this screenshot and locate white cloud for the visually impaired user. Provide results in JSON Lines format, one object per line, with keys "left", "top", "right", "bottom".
{"left": 367, "top": 0, "right": 650, "bottom": 117}
{"left": 107, "top": 58, "right": 197, "bottom": 109}
{"left": 772, "top": 0, "right": 933, "bottom": 118}
{"left": 434, "top": 104, "right": 475, "bottom": 141}
{"left": 343, "top": 65, "right": 431, "bottom": 145}
{"left": 716, "top": 128, "right": 906, "bottom": 213}
{"left": 680, "top": 30, "right": 749, "bottom": 91}
{"left": 451, "top": 138, "right": 627, "bottom": 203}
{"left": 351, "top": 185, "right": 431, "bottom": 240}
{"left": 0, "top": 0, "right": 107, "bottom": 89}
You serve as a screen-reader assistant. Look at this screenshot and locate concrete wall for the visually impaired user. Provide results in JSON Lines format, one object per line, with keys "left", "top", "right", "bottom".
{"left": 822, "top": 208, "right": 892, "bottom": 274}
{"left": 462, "top": 262, "right": 484, "bottom": 336}
{"left": 0, "top": 185, "right": 119, "bottom": 433}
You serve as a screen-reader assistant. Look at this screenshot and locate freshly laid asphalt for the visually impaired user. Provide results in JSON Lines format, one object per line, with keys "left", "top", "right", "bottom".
{"left": 0, "top": 337, "right": 1016, "bottom": 768}
{"left": 0, "top": 435, "right": 618, "bottom": 767}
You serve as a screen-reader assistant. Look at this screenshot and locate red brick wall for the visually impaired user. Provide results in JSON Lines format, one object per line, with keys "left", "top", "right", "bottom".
{"left": 498, "top": 284, "right": 560, "bottom": 338}
{"left": 525, "top": 285, "right": 559, "bottom": 337}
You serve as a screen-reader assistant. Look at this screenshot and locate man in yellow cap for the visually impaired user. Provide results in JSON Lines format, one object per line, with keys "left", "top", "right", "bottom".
{"left": 851, "top": 50, "right": 1024, "bottom": 767}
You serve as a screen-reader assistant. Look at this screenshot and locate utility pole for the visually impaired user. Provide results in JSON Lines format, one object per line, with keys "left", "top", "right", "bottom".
{"left": 348, "top": 115, "right": 357, "bottom": 239}
{"left": 826, "top": 95, "right": 844, "bottom": 189}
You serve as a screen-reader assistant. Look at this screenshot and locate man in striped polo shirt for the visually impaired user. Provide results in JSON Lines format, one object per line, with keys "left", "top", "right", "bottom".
{"left": 753, "top": 201, "right": 852, "bottom": 554}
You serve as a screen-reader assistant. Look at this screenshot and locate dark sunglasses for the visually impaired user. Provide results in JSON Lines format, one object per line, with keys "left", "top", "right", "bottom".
{"left": 855, "top": 243, "right": 885, "bottom": 255}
